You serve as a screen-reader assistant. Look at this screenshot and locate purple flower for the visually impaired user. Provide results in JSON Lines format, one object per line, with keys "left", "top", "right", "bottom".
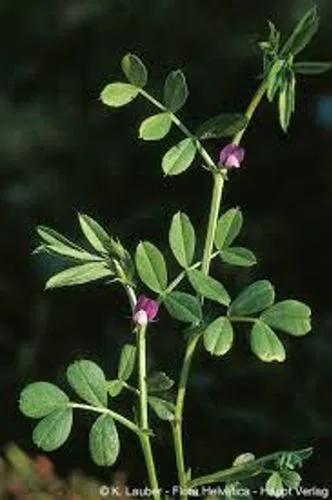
{"left": 219, "top": 144, "right": 245, "bottom": 169}
{"left": 133, "top": 295, "right": 159, "bottom": 326}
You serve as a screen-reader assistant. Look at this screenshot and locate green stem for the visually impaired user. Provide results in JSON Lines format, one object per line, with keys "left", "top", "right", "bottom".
{"left": 113, "top": 262, "right": 160, "bottom": 495}
{"left": 228, "top": 316, "right": 257, "bottom": 324}
{"left": 233, "top": 81, "right": 267, "bottom": 146}
{"left": 163, "top": 251, "right": 220, "bottom": 295}
{"left": 139, "top": 88, "right": 166, "bottom": 113}
{"left": 189, "top": 460, "right": 262, "bottom": 488}
{"left": 172, "top": 333, "right": 201, "bottom": 497}
{"left": 123, "top": 381, "right": 140, "bottom": 395}
{"left": 139, "top": 89, "right": 217, "bottom": 171}
{"left": 113, "top": 260, "right": 137, "bottom": 311}
{"left": 137, "top": 325, "right": 161, "bottom": 500}
{"left": 172, "top": 81, "right": 268, "bottom": 497}
{"left": 172, "top": 172, "right": 225, "bottom": 500}
{"left": 188, "top": 447, "right": 308, "bottom": 488}
{"left": 115, "top": 261, "right": 160, "bottom": 496}
{"left": 138, "top": 326, "right": 149, "bottom": 430}
{"left": 69, "top": 402, "right": 140, "bottom": 434}
{"left": 201, "top": 172, "right": 225, "bottom": 276}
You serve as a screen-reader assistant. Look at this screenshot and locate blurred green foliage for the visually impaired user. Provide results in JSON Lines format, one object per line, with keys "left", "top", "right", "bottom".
{"left": 0, "top": 443, "right": 124, "bottom": 498}
{"left": 0, "top": 0, "right": 331, "bottom": 490}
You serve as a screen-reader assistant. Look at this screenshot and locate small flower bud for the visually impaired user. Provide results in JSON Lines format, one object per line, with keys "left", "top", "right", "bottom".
{"left": 133, "top": 295, "right": 159, "bottom": 325}
{"left": 219, "top": 143, "right": 245, "bottom": 169}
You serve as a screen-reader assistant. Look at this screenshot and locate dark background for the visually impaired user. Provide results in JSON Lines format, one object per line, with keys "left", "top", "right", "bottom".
{"left": 1, "top": 0, "right": 331, "bottom": 493}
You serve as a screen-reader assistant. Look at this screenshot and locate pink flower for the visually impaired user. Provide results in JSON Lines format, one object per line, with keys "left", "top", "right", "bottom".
{"left": 219, "top": 144, "right": 245, "bottom": 169}
{"left": 133, "top": 295, "right": 159, "bottom": 326}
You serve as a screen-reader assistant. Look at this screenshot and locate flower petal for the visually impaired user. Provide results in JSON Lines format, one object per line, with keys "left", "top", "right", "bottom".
{"left": 134, "top": 295, "right": 149, "bottom": 314}
{"left": 234, "top": 146, "right": 245, "bottom": 163}
{"left": 225, "top": 154, "right": 240, "bottom": 168}
{"left": 219, "top": 144, "right": 237, "bottom": 164}
{"left": 134, "top": 295, "right": 159, "bottom": 323}
{"left": 145, "top": 299, "right": 159, "bottom": 320}
{"left": 133, "top": 310, "right": 148, "bottom": 326}
{"left": 219, "top": 143, "right": 245, "bottom": 169}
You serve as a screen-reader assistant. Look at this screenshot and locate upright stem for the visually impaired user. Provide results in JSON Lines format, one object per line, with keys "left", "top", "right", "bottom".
{"left": 137, "top": 325, "right": 161, "bottom": 500}
{"left": 138, "top": 325, "right": 149, "bottom": 430}
{"left": 172, "top": 333, "right": 200, "bottom": 497}
{"left": 201, "top": 172, "right": 225, "bottom": 276}
{"left": 233, "top": 81, "right": 267, "bottom": 146}
{"left": 172, "top": 81, "right": 268, "bottom": 498}
{"left": 172, "top": 173, "right": 225, "bottom": 500}
{"left": 113, "top": 262, "right": 160, "bottom": 494}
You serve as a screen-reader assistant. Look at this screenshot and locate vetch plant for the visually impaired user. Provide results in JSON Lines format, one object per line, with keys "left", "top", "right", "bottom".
{"left": 19, "top": 7, "right": 331, "bottom": 499}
